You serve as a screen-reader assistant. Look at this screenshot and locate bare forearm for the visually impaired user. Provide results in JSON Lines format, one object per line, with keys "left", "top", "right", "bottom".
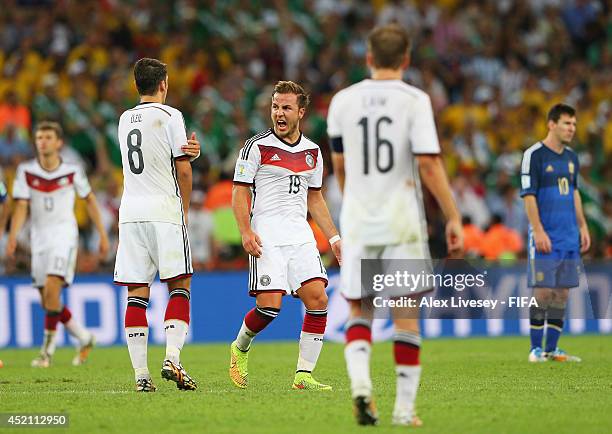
{"left": 574, "top": 190, "right": 587, "bottom": 228}
{"left": 232, "top": 185, "right": 252, "bottom": 234}
{"left": 0, "top": 203, "right": 8, "bottom": 233}
{"left": 418, "top": 156, "right": 460, "bottom": 221}
{"left": 308, "top": 191, "right": 338, "bottom": 239}
{"left": 85, "top": 194, "right": 107, "bottom": 238}
{"left": 176, "top": 166, "right": 192, "bottom": 218}
{"left": 331, "top": 153, "right": 345, "bottom": 193}
{"left": 523, "top": 195, "right": 544, "bottom": 231}
{"left": 8, "top": 201, "right": 28, "bottom": 240}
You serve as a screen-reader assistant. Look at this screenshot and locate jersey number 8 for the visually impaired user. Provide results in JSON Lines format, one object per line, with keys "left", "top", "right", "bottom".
{"left": 127, "top": 129, "right": 144, "bottom": 174}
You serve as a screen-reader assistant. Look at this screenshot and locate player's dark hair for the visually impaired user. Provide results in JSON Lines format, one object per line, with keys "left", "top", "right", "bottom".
{"left": 547, "top": 103, "right": 576, "bottom": 123}
{"left": 35, "top": 121, "right": 63, "bottom": 139}
{"left": 272, "top": 81, "right": 310, "bottom": 109}
{"left": 134, "top": 58, "right": 167, "bottom": 96}
{"left": 367, "top": 24, "right": 411, "bottom": 69}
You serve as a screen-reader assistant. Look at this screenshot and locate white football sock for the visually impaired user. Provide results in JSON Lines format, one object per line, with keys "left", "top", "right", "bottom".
{"left": 164, "top": 319, "right": 189, "bottom": 364}
{"left": 296, "top": 331, "right": 324, "bottom": 372}
{"left": 235, "top": 321, "right": 257, "bottom": 352}
{"left": 42, "top": 330, "right": 57, "bottom": 356}
{"left": 393, "top": 365, "right": 422, "bottom": 420}
{"left": 126, "top": 327, "right": 149, "bottom": 380}
{"left": 64, "top": 318, "right": 91, "bottom": 346}
{"left": 345, "top": 340, "right": 372, "bottom": 398}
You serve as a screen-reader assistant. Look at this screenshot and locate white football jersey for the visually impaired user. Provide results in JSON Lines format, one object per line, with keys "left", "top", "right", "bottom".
{"left": 233, "top": 128, "right": 323, "bottom": 246}
{"left": 12, "top": 159, "right": 91, "bottom": 249}
{"left": 327, "top": 79, "right": 440, "bottom": 245}
{"left": 117, "top": 102, "right": 189, "bottom": 225}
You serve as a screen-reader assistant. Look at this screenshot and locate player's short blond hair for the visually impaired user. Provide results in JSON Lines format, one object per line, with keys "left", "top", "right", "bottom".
{"left": 272, "top": 81, "right": 310, "bottom": 109}
{"left": 367, "top": 24, "right": 411, "bottom": 69}
{"left": 35, "top": 121, "right": 63, "bottom": 139}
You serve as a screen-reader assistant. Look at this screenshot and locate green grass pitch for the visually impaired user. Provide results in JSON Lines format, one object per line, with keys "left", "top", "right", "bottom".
{"left": 1, "top": 335, "right": 611, "bottom": 434}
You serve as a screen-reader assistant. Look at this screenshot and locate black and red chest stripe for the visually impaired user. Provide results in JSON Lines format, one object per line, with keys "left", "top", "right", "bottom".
{"left": 25, "top": 172, "right": 75, "bottom": 193}
{"left": 259, "top": 145, "right": 318, "bottom": 173}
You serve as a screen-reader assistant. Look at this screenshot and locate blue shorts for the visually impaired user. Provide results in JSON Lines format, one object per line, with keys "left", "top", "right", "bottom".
{"left": 527, "top": 247, "right": 581, "bottom": 289}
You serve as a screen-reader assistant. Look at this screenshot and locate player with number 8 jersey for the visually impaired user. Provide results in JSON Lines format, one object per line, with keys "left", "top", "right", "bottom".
{"left": 115, "top": 58, "right": 201, "bottom": 392}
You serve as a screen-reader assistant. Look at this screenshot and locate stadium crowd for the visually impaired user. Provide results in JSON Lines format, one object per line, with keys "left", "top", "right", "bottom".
{"left": 0, "top": 0, "right": 610, "bottom": 274}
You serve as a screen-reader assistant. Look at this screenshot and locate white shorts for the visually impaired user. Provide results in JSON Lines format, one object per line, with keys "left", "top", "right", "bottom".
{"left": 31, "top": 242, "right": 78, "bottom": 288}
{"left": 114, "top": 222, "right": 193, "bottom": 287}
{"left": 341, "top": 242, "right": 432, "bottom": 300}
{"left": 249, "top": 242, "right": 327, "bottom": 297}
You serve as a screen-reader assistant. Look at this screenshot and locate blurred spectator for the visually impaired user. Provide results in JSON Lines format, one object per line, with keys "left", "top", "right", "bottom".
{"left": 480, "top": 214, "right": 524, "bottom": 261}
{"left": 0, "top": 91, "right": 31, "bottom": 138}
{"left": 0, "top": 0, "right": 609, "bottom": 271}
{"left": 487, "top": 184, "right": 528, "bottom": 235}
{"left": 204, "top": 170, "right": 244, "bottom": 269}
{"left": 0, "top": 123, "right": 32, "bottom": 164}
{"left": 462, "top": 216, "right": 484, "bottom": 258}
{"left": 452, "top": 174, "right": 491, "bottom": 229}
{"left": 188, "top": 190, "right": 214, "bottom": 271}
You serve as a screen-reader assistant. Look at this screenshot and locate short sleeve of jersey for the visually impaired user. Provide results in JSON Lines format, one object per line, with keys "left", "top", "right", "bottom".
{"left": 572, "top": 152, "right": 579, "bottom": 188}
{"left": 326, "top": 93, "right": 342, "bottom": 139}
{"left": 308, "top": 151, "right": 324, "bottom": 190}
{"left": 520, "top": 148, "right": 540, "bottom": 196}
{"left": 74, "top": 166, "right": 92, "bottom": 198}
{"left": 12, "top": 165, "right": 29, "bottom": 200}
{"left": 166, "top": 110, "right": 188, "bottom": 159}
{"left": 410, "top": 95, "right": 441, "bottom": 155}
{"left": 233, "top": 142, "right": 261, "bottom": 185}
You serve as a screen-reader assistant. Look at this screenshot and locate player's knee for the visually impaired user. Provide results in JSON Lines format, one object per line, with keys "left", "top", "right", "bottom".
{"left": 349, "top": 299, "right": 372, "bottom": 320}
{"left": 534, "top": 290, "right": 552, "bottom": 307}
{"left": 549, "top": 297, "right": 568, "bottom": 310}
{"left": 393, "top": 320, "right": 419, "bottom": 335}
{"left": 42, "top": 293, "right": 60, "bottom": 311}
{"left": 550, "top": 289, "right": 569, "bottom": 306}
{"left": 308, "top": 291, "right": 328, "bottom": 310}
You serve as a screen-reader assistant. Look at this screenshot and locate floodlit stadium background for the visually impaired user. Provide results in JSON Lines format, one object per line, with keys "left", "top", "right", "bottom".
{"left": 0, "top": 0, "right": 610, "bottom": 346}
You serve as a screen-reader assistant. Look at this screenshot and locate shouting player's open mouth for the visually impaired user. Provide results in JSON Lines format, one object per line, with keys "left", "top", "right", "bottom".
{"left": 276, "top": 119, "right": 288, "bottom": 132}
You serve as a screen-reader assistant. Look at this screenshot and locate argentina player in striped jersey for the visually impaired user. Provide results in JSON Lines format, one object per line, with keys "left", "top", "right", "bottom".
{"left": 230, "top": 81, "right": 341, "bottom": 391}
{"left": 115, "top": 58, "right": 201, "bottom": 392}
{"left": 520, "top": 103, "right": 590, "bottom": 363}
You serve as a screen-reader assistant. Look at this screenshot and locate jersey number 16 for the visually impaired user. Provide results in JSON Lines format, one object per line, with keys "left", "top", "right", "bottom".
{"left": 358, "top": 116, "right": 394, "bottom": 174}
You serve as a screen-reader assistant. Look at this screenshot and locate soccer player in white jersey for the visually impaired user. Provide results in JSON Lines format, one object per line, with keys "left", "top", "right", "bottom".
{"left": 115, "top": 58, "right": 201, "bottom": 392}
{"left": 327, "top": 25, "right": 463, "bottom": 426}
{"left": 6, "top": 121, "right": 110, "bottom": 368}
{"left": 229, "top": 81, "right": 341, "bottom": 391}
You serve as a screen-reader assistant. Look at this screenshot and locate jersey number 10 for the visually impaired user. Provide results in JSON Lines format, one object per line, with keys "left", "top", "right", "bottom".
{"left": 127, "top": 129, "right": 144, "bottom": 174}
{"left": 557, "top": 177, "right": 570, "bottom": 195}
{"left": 358, "top": 116, "right": 394, "bottom": 174}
